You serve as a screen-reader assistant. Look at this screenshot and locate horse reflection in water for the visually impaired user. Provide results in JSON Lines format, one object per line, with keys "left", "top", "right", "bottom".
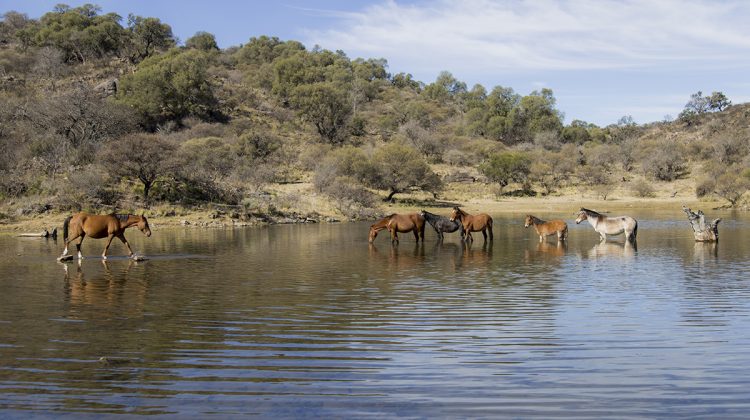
{"left": 368, "top": 242, "right": 425, "bottom": 271}
{"left": 524, "top": 241, "right": 567, "bottom": 263}
{"left": 459, "top": 241, "right": 493, "bottom": 265}
{"left": 62, "top": 259, "right": 148, "bottom": 315}
{"left": 586, "top": 240, "right": 637, "bottom": 259}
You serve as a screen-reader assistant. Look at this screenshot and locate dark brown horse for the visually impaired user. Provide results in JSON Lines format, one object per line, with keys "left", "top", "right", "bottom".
{"left": 450, "top": 206, "right": 493, "bottom": 242}
{"left": 60, "top": 212, "right": 151, "bottom": 260}
{"left": 368, "top": 213, "right": 425, "bottom": 244}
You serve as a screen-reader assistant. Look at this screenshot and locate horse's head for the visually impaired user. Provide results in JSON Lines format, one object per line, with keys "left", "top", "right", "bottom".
{"left": 449, "top": 207, "right": 462, "bottom": 222}
{"left": 138, "top": 214, "right": 152, "bottom": 237}
{"left": 368, "top": 225, "right": 378, "bottom": 243}
{"left": 524, "top": 215, "right": 533, "bottom": 228}
{"left": 575, "top": 209, "right": 587, "bottom": 224}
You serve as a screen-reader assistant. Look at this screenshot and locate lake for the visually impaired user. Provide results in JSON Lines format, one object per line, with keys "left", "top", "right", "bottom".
{"left": 1, "top": 209, "right": 750, "bottom": 418}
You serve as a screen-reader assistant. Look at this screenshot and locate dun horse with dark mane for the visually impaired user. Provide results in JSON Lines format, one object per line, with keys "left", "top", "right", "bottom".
{"left": 368, "top": 213, "right": 425, "bottom": 244}
{"left": 524, "top": 215, "right": 568, "bottom": 242}
{"left": 450, "top": 206, "right": 493, "bottom": 242}
{"left": 60, "top": 212, "right": 151, "bottom": 260}
{"left": 575, "top": 208, "right": 637, "bottom": 243}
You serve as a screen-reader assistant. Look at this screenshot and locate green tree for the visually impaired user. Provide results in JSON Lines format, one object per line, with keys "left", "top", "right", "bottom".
{"left": 26, "top": 4, "right": 126, "bottom": 62}
{"left": 185, "top": 31, "right": 218, "bottom": 51}
{"left": 480, "top": 151, "right": 532, "bottom": 193}
{"left": 422, "top": 71, "right": 466, "bottom": 104}
{"left": 290, "top": 82, "right": 352, "bottom": 145}
{"left": 117, "top": 48, "right": 220, "bottom": 129}
{"left": 561, "top": 120, "right": 592, "bottom": 144}
{"left": 126, "top": 14, "right": 175, "bottom": 62}
{"left": 367, "top": 142, "right": 442, "bottom": 201}
{"left": 708, "top": 91, "right": 731, "bottom": 112}
{"left": 505, "top": 88, "right": 563, "bottom": 144}
{"left": 99, "top": 133, "right": 176, "bottom": 202}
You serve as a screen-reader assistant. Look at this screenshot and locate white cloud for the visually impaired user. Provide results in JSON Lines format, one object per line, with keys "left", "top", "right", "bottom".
{"left": 302, "top": 0, "right": 750, "bottom": 75}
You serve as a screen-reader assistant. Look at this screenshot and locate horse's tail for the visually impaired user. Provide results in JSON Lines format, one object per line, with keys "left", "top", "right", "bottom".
{"left": 63, "top": 216, "right": 72, "bottom": 241}
{"left": 488, "top": 217, "right": 494, "bottom": 240}
{"left": 630, "top": 220, "right": 638, "bottom": 242}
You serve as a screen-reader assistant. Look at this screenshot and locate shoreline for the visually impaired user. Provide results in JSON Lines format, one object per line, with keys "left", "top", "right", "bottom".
{"left": 0, "top": 195, "right": 726, "bottom": 235}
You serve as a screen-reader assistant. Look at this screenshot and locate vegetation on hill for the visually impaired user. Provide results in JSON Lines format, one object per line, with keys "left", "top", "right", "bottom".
{"left": 1, "top": 4, "right": 748, "bottom": 224}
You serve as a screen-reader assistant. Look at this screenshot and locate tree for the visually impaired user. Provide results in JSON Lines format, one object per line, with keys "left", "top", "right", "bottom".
{"left": 504, "top": 88, "right": 562, "bottom": 145}
{"left": 708, "top": 91, "right": 731, "bottom": 112}
{"left": 367, "top": 142, "right": 442, "bottom": 201}
{"left": 712, "top": 168, "right": 750, "bottom": 207}
{"left": 0, "top": 11, "right": 32, "bottom": 45}
{"left": 480, "top": 152, "right": 532, "bottom": 193}
{"left": 290, "top": 82, "right": 352, "bottom": 145}
{"left": 185, "top": 31, "right": 218, "bottom": 51}
{"left": 99, "top": 133, "right": 177, "bottom": 202}
{"left": 126, "top": 14, "right": 175, "bottom": 62}
{"left": 117, "top": 49, "right": 220, "bottom": 129}
{"left": 25, "top": 5, "right": 126, "bottom": 63}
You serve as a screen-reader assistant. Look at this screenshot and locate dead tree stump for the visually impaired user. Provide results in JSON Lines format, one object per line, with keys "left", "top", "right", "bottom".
{"left": 682, "top": 206, "right": 720, "bottom": 242}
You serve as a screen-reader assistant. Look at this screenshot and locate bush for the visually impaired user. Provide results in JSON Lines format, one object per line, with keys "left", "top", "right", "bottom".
{"left": 630, "top": 179, "right": 655, "bottom": 198}
{"left": 479, "top": 151, "right": 531, "bottom": 192}
{"left": 695, "top": 178, "right": 715, "bottom": 198}
{"left": 639, "top": 139, "right": 689, "bottom": 181}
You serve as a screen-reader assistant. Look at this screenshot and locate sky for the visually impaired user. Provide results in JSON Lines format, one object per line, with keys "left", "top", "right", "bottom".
{"left": 3, "top": 0, "right": 750, "bottom": 126}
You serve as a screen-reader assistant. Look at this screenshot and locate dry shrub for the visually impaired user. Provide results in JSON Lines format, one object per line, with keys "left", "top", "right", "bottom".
{"left": 630, "top": 179, "right": 655, "bottom": 198}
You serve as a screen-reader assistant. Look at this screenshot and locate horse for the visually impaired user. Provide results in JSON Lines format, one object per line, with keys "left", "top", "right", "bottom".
{"left": 368, "top": 213, "right": 425, "bottom": 244}
{"left": 419, "top": 210, "right": 464, "bottom": 241}
{"left": 60, "top": 212, "right": 151, "bottom": 260}
{"left": 449, "top": 206, "right": 493, "bottom": 242}
{"left": 524, "top": 214, "right": 568, "bottom": 242}
{"left": 575, "top": 208, "right": 637, "bottom": 243}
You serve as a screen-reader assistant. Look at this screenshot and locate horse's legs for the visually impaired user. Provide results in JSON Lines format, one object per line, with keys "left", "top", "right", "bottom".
{"left": 599, "top": 232, "right": 607, "bottom": 242}
{"left": 412, "top": 228, "right": 420, "bottom": 242}
{"left": 390, "top": 227, "right": 399, "bottom": 244}
{"left": 75, "top": 234, "right": 85, "bottom": 259}
{"left": 488, "top": 224, "right": 493, "bottom": 240}
{"left": 117, "top": 234, "right": 135, "bottom": 257}
{"left": 482, "top": 229, "right": 488, "bottom": 241}
{"left": 102, "top": 234, "right": 116, "bottom": 259}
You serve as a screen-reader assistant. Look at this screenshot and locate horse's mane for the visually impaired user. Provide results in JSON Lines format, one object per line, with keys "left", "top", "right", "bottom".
{"left": 112, "top": 213, "right": 131, "bottom": 222}
{"left": 453, "top": 207, "right": 468, "bottom": 216}
{"left": 528, "top": 215, "right": 545, "bottom": 224}
{"left": 580, "top": 208, "right": 602, "bottom": 217}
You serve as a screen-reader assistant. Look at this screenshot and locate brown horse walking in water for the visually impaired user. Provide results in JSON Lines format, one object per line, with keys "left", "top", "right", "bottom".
{"left": 368, "top": 213, "right": 425, "bottom": 244}
{"left": 450, "top": 207, "right": 493, "bottom": 242}
{"left": 524, "top": 215, "right": 568, "bottom": 242}
{"left": 60, "top": 212, "right": 151, "bottom": 260}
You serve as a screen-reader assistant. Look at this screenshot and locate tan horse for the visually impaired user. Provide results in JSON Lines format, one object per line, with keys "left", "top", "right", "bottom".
{"left": 449, "top": 206, "right": 493, "bottom": 242}
{"left": 524, "top": 215, "right": 568, "bottom": 242}
{"left": 368, "top": 213, "right": 425, "bottom": 244}
{"left": 60, "top": 212, "right": 151, "bottom": 260}
{"left": 575, "top": 208, "right": 637, "bottom": 243}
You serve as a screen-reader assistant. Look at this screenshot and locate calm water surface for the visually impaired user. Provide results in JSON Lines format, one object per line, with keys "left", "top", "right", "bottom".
{"left": 1, "top": 210, "right": 750, "bottom": 418}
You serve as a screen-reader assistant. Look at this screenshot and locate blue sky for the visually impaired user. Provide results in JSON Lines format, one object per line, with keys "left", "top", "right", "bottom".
{"left": 4, "top": 0, "right": 749, "bottom": 126}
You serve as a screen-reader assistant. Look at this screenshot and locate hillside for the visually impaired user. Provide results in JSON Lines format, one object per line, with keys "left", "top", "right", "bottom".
{"left": 1, "top": 5, "right": 748, "bottom": 231}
